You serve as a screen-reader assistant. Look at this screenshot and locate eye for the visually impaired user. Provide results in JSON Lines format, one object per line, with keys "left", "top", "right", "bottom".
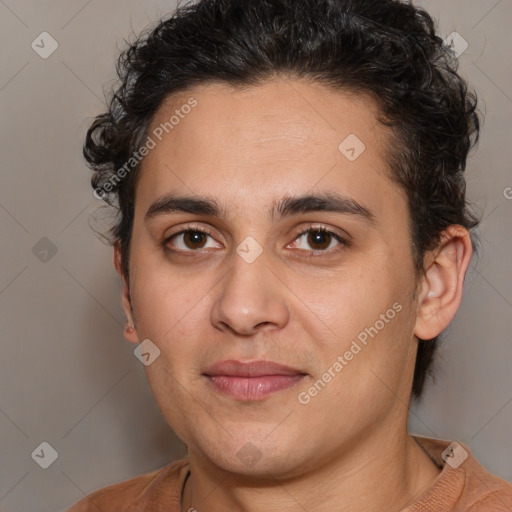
{"left": 289, "top": 227, "right": 347, "bottom": 253}
{"left": 165, "top": 228, "right": 221, "bottom": 252}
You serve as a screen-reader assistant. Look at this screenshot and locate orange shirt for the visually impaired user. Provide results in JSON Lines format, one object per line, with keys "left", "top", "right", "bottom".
{"left": 66, "top": 436, "right": 512, "bottom": 511}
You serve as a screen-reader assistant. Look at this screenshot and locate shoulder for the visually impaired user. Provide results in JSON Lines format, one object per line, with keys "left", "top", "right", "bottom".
{"left": 65, "top": 458, "right": 190, "bottom": 511}
{"left": 464, "top": 459, "right": 512, "bottom": 511}
{"left": 409, "top": 436, "right": 512, "bottom": 511}
{"left": 466, "top": 491, "right": 512, "bottom": 512}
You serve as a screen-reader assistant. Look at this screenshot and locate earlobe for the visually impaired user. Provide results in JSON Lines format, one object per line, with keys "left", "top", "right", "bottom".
{"left": 113, "top": 242, "right": 139, "bottom": 344}
{"left": 414, "top": 226, "right": 473, "bottom": 340}
{"left": 124, "top": 323, "right": 138, "bottom": 343}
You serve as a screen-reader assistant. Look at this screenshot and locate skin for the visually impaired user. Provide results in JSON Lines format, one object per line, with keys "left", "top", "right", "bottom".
{"left": 114, "top": 78, "right": 472, "bottom": 511}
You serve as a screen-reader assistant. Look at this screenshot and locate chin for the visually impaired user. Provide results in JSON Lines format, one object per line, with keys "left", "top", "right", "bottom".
{"left": 194, "top": 430, "right": 309, "bottom": 479}
{"left": 214, "top": 452, "right": 304, "bottom": 479}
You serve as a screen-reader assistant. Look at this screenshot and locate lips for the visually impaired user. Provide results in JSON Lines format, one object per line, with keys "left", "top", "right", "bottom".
{"left": 203, "top": 359, "right": 305, "bottom": 377}
{"left": 202, "top": 360, "right": 307, "bottom": 401}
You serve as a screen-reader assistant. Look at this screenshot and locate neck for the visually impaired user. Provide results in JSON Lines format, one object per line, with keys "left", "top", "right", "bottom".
{"left": 181, "top": 428, "right": 441, "bottom": 512}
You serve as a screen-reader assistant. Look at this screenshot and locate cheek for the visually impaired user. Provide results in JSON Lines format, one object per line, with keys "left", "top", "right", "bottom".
{"left": 143, "top": 361, "right": 197, "bottom": 443}
{"left": 129, "top": 247, "right": 211, "bottom": 338}
{"left": 287, "top": 259, "right": 399, "bottom": 346}
{"left": 137, "top": 294, "right": 209, "bottom": 433}
{"left": 296, "top": 308, "right": 415, "bottom": 435}
{"left": 292, "top": 254, "right": 416, "bottom": 396}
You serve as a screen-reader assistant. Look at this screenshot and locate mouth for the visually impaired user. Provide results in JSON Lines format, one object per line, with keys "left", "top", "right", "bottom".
{"left": 202, "top": 360, "right": 308, "bottom": 401}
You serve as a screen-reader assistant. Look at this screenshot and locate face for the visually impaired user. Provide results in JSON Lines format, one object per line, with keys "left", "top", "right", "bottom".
{"left": 120, "top": 78, "right": 423, "bottom": 477}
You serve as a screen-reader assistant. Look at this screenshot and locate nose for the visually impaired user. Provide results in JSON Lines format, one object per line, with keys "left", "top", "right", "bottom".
{"left": 210, "top": 250, "right": 290, "bottom": 336}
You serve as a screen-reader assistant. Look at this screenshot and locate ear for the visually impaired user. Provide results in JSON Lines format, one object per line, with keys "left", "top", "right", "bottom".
{"left": 414, "top": 225, "right": 473, "bottom": 340}
{"left": 114, "top": 241, "right": 139, "bottom": 344}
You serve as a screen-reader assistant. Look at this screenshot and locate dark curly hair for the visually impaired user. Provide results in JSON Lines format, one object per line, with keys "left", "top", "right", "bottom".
{"left": 84, "top": 0, "right": 480, "bottom": 400}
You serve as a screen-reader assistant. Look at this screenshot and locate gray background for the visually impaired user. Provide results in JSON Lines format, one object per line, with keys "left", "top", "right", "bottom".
{"left": 0, "top": 0, "right": 510, "bottom": 510}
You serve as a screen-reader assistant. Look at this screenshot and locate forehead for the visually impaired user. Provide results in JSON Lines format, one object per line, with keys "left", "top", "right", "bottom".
{"left": 136, "top": 78, "right": 402, "bottom": 221}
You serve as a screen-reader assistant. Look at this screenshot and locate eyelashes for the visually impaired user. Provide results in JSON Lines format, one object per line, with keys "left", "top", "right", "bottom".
{"left": 162, "top": 224, "right": 349, "bottom": 257}
{"left": 164, "top": 227, "right": 220, "bottom": 252}
{"left": 289, "top": 226, "right": 347, "bottom": 252}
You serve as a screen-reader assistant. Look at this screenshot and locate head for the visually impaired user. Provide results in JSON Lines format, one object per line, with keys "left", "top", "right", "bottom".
{"left": 85, "top": 0, "right": 479, "bottom": 476}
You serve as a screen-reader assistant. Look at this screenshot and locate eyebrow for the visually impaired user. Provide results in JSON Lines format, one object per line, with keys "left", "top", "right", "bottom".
{"left": 145, "top": 194, "right": 225, "bottom": 221}
{"left": 144, "top": 192, "right": 376, "bottom": 224}
{"left": 273, "top": 193, "right": 375, "bottom": 223}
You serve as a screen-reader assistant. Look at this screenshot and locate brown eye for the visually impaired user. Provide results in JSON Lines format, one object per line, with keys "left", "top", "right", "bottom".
{"left": 307, "top": 230, "right": 332, "bottom": 250}
{"left": 182, "top": 231, "right": 208, "bottom": 249}
{"left": 166, "top": 229, "right": 220, "bottom": 252}
{"left": 291, "top": 227, "right": 347, "bottom": 253}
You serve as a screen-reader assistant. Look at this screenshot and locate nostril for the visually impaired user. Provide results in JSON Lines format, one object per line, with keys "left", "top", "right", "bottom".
{"left": 255, "top": 321, "right": 272, "bottom": 329}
